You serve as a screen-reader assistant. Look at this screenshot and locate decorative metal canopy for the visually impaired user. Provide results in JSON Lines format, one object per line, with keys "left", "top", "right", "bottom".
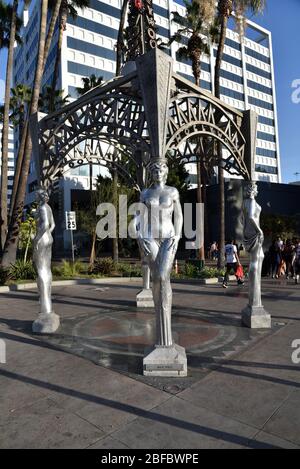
{"left": 31, "top": 0, "right": 257, "bottom": 190}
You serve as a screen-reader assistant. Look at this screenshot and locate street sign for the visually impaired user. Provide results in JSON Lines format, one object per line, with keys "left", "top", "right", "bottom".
{"left": 65, "top": 211, "right": 76, "bottom": 231}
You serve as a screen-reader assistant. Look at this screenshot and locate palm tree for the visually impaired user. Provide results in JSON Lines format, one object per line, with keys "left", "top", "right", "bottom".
{"left": 9, "top": 84, "right": 32, "bottom": 143}
{"left": 169, "top": 0, "right": 215, "bottom": 262}
{"left": 1, "top": 0, "right": 50, "bottom": 267}
{"left": 8, "top": 0, "right": 63, "bottom": 223}
{"left": 116, "top": 0, "right": 129, "bottom": 75}
{"left": 170, "top": 1, "right": 212, "bottom": 87}
{"left": 0, "top": 0, "right": 20, "bottom": 252}
{"left": 0, "top": 0, "right": 22, "bottom": 50}
{"left": 76, "top": 74, "right": 103, "bottom": 96}
{"left": 214, "top": 0, "right": 266, "bottom": 267}
{"left": 50, "top": 0, "right": 90, "bottom": 99}
{"left": 39, "top": 85, "right": 69, "bottom": 113}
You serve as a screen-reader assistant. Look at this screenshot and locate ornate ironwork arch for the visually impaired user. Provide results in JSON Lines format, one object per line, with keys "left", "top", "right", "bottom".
{"left": 32, "top": 50, "right": 256, "bottom": 191}
{"left": 166, "top": 91, "right": 248, "bottom": 179}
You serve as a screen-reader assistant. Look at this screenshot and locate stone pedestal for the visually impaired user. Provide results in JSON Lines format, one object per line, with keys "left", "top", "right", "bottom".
{"left": 136, "top": 289, "right": 154, "bottom": 308}
{"left": 143, "top": 344, "right": 187, "bottom": 377}
{"left": 242, "top": 305, "right": 271, "bottom": 329}
{"left": 32, "top": 312, "right": 60, "bottom": 334}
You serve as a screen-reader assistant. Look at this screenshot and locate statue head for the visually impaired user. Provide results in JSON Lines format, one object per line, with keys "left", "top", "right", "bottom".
{"left": 36, "top": 188, "right": 49, "bottom": 204}
{"left": 244, "top": 181, "right": 258, "bottom": 199}
{"left": 148, "top": 158, "right": 168, "bottom": 184}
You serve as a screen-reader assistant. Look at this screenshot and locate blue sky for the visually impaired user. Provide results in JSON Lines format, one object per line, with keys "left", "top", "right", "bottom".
{"left": 0, "top": 0, "right": 299, "bottom": 183}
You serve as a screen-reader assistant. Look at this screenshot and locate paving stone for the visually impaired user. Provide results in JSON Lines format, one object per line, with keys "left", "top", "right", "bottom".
{"left": 112, "top": 396, "right": 260, "bottom": 449}
{"left": 0, "top": 398, "right": 104, "bottom": 449}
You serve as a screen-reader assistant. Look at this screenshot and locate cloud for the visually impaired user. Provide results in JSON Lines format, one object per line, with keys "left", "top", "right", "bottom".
{"left": 0, "top": 79, "right": 5, "bottom": 104}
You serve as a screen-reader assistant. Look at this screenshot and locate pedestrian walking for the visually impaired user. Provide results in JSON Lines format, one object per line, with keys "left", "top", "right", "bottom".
{"left": 294, "top": 240, "right": 300, "bottom": 285}
{"left": 222, "top": 239, "right": 244, "bottom": 288}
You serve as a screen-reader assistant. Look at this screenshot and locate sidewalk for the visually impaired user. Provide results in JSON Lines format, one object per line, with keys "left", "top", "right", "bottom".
{"left": 0, "top": 278, "right": 299, "bottom": 449}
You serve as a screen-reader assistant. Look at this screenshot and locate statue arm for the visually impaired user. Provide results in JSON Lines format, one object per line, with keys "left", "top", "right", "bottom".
{"left": 173, "top": 190, "right": 183, "bottom": 238}
{"left": 134, "top": 190, "right": 151, "bottom": 256}
{"left": 248, "top": 199, "right": 263, "bottom": 236}
{"left": 35, "top": 206, "right": 50, "bottom": 245}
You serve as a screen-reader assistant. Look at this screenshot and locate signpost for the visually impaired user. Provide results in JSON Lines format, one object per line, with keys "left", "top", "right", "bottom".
{"left": 65, "top": 211, "right": 76, "bottom": 264}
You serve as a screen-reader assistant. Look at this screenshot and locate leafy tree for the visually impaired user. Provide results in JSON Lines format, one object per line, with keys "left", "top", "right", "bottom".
{"left": 18, "top": 213, "right": 36, "bottom": 263}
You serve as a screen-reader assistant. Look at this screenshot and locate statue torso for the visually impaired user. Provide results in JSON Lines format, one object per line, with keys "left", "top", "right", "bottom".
{"left": 141, "top": 185, "right": 176, "bottom": 239}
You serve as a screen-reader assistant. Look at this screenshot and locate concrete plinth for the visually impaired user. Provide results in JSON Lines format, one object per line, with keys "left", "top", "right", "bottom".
{"left": 136, "top": 289, "right": 154, "bottom": 308}
{"left": 143, "top": 343, "right": 187, "bottom": 377}
{"left": 242, "top": 305, "right": 271, "bottom": 329}
{"left": 32, "top": 312, "right": 60, "bottom": 334}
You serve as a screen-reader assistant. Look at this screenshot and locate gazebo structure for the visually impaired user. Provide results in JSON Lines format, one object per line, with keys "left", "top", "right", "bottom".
{"left": 30, "top": 1, "right": 270, "bottom": 370}
{"left": 31, "top": 0, "right": 257, "bottom": 193}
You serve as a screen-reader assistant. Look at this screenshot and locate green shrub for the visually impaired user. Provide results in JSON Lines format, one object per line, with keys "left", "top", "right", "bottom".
{"left": 10, "top": 260, "right": 36, "bottom": 280}
{"left": 89, "top": 257, "right": 116, "bottom": 276}
{"left": 59, "top": 260, "right": 85, "bottom": 277}
{"left": 0, "top": 266, "right": 11, "bottom": 285}
{"left": 117, "top": 262, "right": 142, "bottom": 277}
{"left": 184, "top": 262, "right": 199, "bottom": 278}
{"left": 198, "top": 267, "right": 219, "bottom": 279}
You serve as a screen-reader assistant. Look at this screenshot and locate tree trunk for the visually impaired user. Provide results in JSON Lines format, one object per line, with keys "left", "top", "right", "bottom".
{"left": 112, "top": 164, "right": 118, "bottom": 262}
{"left": 89, "top": 230, "right": 96, "bottom": 266}
{"left": 192, "top": 56, "right": 205, "bottom": 261}
{"left": 116, "top": 0, "right": 129, "bottom": 75}
{"left": 2, "top": 0, "right": 49, "bottom": 267}
{"left": 43, "top": 0, "right": 63, "bottom": 70}
{"left": 8, "top": 119, "right": 28, "bottom": 219}
{"left": 50, "top": 3, "right": 67, "bottom": 109}
{"left": 214, "top": 13, "right": 228, "bottom": 269}
{"left": 8, "top": 1, "right": 61, "bottom": 222}
{"left": 0, "top": 0, "right": 17, "bottom": 253}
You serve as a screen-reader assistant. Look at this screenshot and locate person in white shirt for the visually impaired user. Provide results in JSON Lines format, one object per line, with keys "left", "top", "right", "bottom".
{"left": 223, "top": 239, "right": 244, "bottom": 288}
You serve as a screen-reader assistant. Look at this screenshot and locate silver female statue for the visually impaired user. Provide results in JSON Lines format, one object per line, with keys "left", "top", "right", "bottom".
{"left": 32, "top": 189, "right": 60, "bottom": 333}
{"left": 137, "top": 159, "right": 183, "bottom": 347}
{"left": 242, "top": 182, "right": 271, "bottom": 328}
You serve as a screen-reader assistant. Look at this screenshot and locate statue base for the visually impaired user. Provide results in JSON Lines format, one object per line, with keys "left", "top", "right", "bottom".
{"left": 136, "top": 289, "right": 154, "bottom": 308}
{"left": 143, "top": 344, "right": 187, "bottom": 377}
{"left": 32, "top": 312, "right": 60, "bottom": 334}
{"left": 242, "top": 305, "right": 271, "bottom": 329}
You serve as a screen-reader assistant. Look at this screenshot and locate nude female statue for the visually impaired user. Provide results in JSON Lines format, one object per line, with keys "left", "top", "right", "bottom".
{"left": 32, "top": 189, "right": 60, "bottom": 333}
{"left": 242, "top": 182, "right": 271, "bottom": 328}
{"left": 137, "top": 159, "right": 183, "bottom": 347}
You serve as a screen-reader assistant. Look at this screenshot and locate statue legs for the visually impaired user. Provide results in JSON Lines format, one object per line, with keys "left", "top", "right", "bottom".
{"left": 143, "top": 239, "right": 187, "bottom": 376}
{"left": 151, "top": 238, "right": 174, "bottom": 347}
{"left": 242, "top": 246, "right": 271, "bottom": 329}
{"left": 32, "top": 246, "right": 60, "bottom": 334}
{"left": 136, "top": 252, "right": 154, "bottom": 308}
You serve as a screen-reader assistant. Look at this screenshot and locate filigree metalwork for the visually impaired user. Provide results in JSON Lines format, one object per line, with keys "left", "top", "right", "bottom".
{"left": 33, "top": 54, "right": 251, "bottom": 189}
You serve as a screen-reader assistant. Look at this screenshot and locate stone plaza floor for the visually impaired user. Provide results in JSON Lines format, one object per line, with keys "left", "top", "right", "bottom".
{"left": 0, "top": 277, "right": 299, "bottom": 449}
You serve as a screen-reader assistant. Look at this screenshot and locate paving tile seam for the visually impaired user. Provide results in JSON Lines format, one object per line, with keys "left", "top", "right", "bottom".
{"left": 258, "top": 427, "right": 300, "bottom": 448}
{"left": 252, "top": 430, "right": 300, "bottom": 448}
{"left": 258, "top": 388, "right": 296, "bottom": 437}
{"left": 173, "top": 393, "right": 263, "bottom": 435}
{"left": 84, "top": 435, "right": 131, "bottom": 450}
{"left": 0, "top": 395, "right": 50, "bottom": 421}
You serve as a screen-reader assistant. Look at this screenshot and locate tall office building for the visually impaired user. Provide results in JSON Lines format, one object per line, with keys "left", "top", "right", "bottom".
{"left": 0, "top": 124, "right": 15, "bottom": 207}
{"left": 13, "top": 0, "right": 281, "bottom": 220}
